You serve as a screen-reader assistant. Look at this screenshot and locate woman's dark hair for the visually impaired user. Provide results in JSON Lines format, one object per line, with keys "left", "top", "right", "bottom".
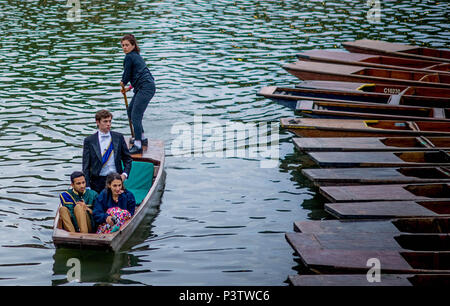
{"left": 121, "top": 34, "right": 140, "bottom": 53}
{"left": 105, "top": 172, "right": 125, "bottom": 191}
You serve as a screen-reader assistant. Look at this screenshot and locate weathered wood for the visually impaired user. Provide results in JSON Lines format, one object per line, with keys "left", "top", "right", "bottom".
{"left": 294, "top": 217, "right": 450, "bottom": 234}
{"left": 288, "top": 274, "right": 450, "bottom": 286}
{"left": 258, "top": 85, "right": 450, "bottom": 110}
{"left": 297, "top": 50, "right": 450, "bottom": 74}
{"left": 342, "top": 39, "right": 450, "bottom": 63}
{"left": 295, "top": 99, "right": 450, "bottom": 122}
{"left": 52, "top": 139, "right": 166, "bottom": 251}
{"left": 280, "top": 118, "right": 450, "bottom": 138}
{"left": 286, "top": 232, "right": 450, "bottom": 273}
{"left": 302, "top": 167, "right": 450, "bottom": 186}
{"left": 293, "top": 137, "right": 450, "bottom": 152}
{"left": 325, "top": 200, "right": 450, "bottom": 219}
{"left": 284, "top": 61, "right": 450, "bottom": 88}
{"left": 320, "top": 183, "right": 450, "bottom": 203}
{"left": 307, "top": 151, "right": 450, "bottom": 168}
{"left": 296, "top": 80, "right": 450, "bottom": 98}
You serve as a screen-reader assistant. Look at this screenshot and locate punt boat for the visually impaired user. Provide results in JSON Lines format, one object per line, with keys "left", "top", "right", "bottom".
{"left": 342, "top": 39, "right": 450, "bottom": 63}
{"left": 295, "top": 80, "right": 450, "bottom": 97}
{"left": 258, "top": 85, "right": 450, "bottom": 110}
{"left": 285, "top": 232, "right": 450, "bottom": 274}
{"left": 319, "top": 183, "right": 450, "bottom": 203}
{"left": 283, "top": 61, "right": 450, "bottom": 88}
{"left": 325, "top": 200, "right": 450, "bottom": 219}
{"left": 293, "top": 136, "right": 450, "bottom": 152}
{"left": 295, "top": 100, "right": 450, "bottom": 122}
{"left": 52, "top": 139, "right": 166, "bottom": 251}
{"left": 306, "top": 150, "right": 450, "bottom": 168}
{"left": 280, "top": 118, "right": 450, "bottom": 138}
{"left": 302, "top": 166, "right": 450, "bottom": 186}
{"left": 297, "top": 50, "right": 450, "bottom": 74}
{"left": 288, "top": 274, "right": 450, "bottom": 286}
{"left": 293, "top": 217, "right": 450, "bottom": 234}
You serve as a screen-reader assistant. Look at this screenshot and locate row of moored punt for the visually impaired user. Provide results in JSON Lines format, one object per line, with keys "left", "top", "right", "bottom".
{"left": 259, "top": 39, "right": 450, "bottom": 286}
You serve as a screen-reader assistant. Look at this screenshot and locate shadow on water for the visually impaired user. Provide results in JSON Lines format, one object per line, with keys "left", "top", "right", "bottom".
{"left": 279, "top": 138, "right": 332, "bottom": 221}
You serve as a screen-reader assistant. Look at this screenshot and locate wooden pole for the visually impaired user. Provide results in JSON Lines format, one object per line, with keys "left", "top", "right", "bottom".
{"left": 121, "top": 84, "right": 135, "bottom": 138}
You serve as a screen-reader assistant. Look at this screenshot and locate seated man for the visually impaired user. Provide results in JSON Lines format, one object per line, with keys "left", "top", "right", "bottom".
{"left": 59, "top": 171, "right": 98, "bottom": 233}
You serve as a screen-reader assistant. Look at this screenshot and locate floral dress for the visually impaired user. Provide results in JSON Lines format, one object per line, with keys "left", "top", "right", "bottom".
{"left": 96, "top": 207, "right": 132, "bottom": 234}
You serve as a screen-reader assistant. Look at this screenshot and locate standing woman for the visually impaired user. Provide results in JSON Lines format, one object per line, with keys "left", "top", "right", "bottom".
{"left": 120, "top": 34, "right": 156, "bottom": 154}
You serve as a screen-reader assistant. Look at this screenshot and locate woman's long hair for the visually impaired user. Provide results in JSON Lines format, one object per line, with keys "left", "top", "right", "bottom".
{"left": 121, "top": 34, "right": 140, "bottom": 53}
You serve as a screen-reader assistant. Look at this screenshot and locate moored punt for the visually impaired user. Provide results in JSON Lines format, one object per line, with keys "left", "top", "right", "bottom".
{"left": 302, "top": 167, "right": 450, "bottom": 186}
{"left": 284, "top": 61, "right": 450, "bottom": 88}
{"left": 286, "top": 232, "right": 450, "bottom": 252}
{"left": 296, "top": 80, "right": 450, "bottom": 97}
{"left": 285, "top": 232, "right": 450, "bottom": 274}
{"left": 52, "top": 139, "right": 166, "bottom": 251}
{"left": 297, "top": 50, "right": 450, "bottom": 74}
{"left": 258, "top": 85, "right": 450, "bottom": 110}
{"left": 306, "top": 150, "right": 450, "bottom": 168}
{"left": 293, "top": 217, "right": 450, "bottom": 234}
{"left": 342, "top": 39, "right": 450, "bottom": 63}
{"left": 296, "top": 99, "right": 450, "bottom": 122}
{"left": 319, "top": 183, "right": 450, "bottom": 203}
{"left": 280, "top": 118, "right": 450, "bottom": 138}
{"left": 288, "top": 274, "right": 450, "bottom": 286}
{"left": 325, "top": 200, "right": 450, "bottom": 219}
{"left": 293, "top": 136, "right": 450, "bottom": 152}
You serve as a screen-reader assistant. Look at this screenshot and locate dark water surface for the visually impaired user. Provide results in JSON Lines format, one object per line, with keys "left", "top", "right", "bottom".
{"left": 0, "top": 0, "right": 448, "bottom": 285}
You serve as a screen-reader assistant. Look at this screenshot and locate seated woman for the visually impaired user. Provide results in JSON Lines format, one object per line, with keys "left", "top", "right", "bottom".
{"left": 93, "top": 172, "right": 136, "bottom": 234}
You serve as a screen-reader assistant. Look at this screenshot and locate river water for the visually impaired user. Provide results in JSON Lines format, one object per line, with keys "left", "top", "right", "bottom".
{"left": 0, "top": 0, "right": 448, "bottom": 285}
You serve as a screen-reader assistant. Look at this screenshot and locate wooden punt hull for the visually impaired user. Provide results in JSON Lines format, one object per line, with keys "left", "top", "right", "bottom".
{"left": 297, "top": 50, "right": 450, "bottom": 74}
{"left": 325, "top": 200, "right": 450, "bottom": 219}
{"left": 293, "top": 217, "right": 450, "bottom": 234}
{"left": 319, "top": 183, "right": 450, "bottom": 203}
{"left": 293, "top": 136, "right": 450, "bottom": 152}
{"left": 342, "top": 39, "right": 450, "bottom": 63}
{"left": 52, "top": 139, "right": 166, "bottom": 251}
{"left": 280, "top": 118, "right": 450, "bottom": 138}
{"left": 258, "top": 85, "right": 450, "bottom": 110}
{"left": 296, "top": 100, "right": 450, "bottom": 122}
{"left": 302, "top": 167, "right": 450, "bottom": 186}
{"left": 307, "top": 150, "right": 450, "bottom": 168}
{"left": 284, "top": 61, "right": 450, "bottom": 89}
{"left": 286, "top": 232, "right": 450, "bottom": 274}
{"left": 296, "top": 80, "right": 450, "bottom": 97}
{"left": 288, "top": 274, "right": 450, "bottom": 286}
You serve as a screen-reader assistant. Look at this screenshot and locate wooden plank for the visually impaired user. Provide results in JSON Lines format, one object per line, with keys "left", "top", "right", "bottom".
{"left": 324, "top": 201, "right": 448, "bottom": 219}
{"left": 280, "top": 118, "right": 450, "bottom": 137}
{"left": 294, "top": 219, "right": 400, "bottom": 233}
{"left": 297, "top": 49, "right": 450, "bottom": 75}
{"left": 307, "top": 151, "right": 450, "bottom": 168}
{"left": 319, "top": 183, "right": 450, "bottom": 203}
{"left": 302, "top": 167, "right": 450, "bottom": 186}
{"left": 284, "top": 61, "right": 450, "bottom": 88}
{"left": 295, "top": 217, "right": 450, "bottom": 234}
{"left": 288, "top": 274, "right": 414, "bottom": 286}
{"left": 342, "top": 39, "right": 450, "bottom": 63}
{"left": 294, "top": 136, "right": 450, "bottom": 152}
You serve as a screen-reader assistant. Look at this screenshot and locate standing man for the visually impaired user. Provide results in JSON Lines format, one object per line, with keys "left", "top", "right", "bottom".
{"left": 59, "top": 171, "right": 98, "bottom": 233}
{"left": 82, "top": 109, "right": 133, "bottom": 193}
